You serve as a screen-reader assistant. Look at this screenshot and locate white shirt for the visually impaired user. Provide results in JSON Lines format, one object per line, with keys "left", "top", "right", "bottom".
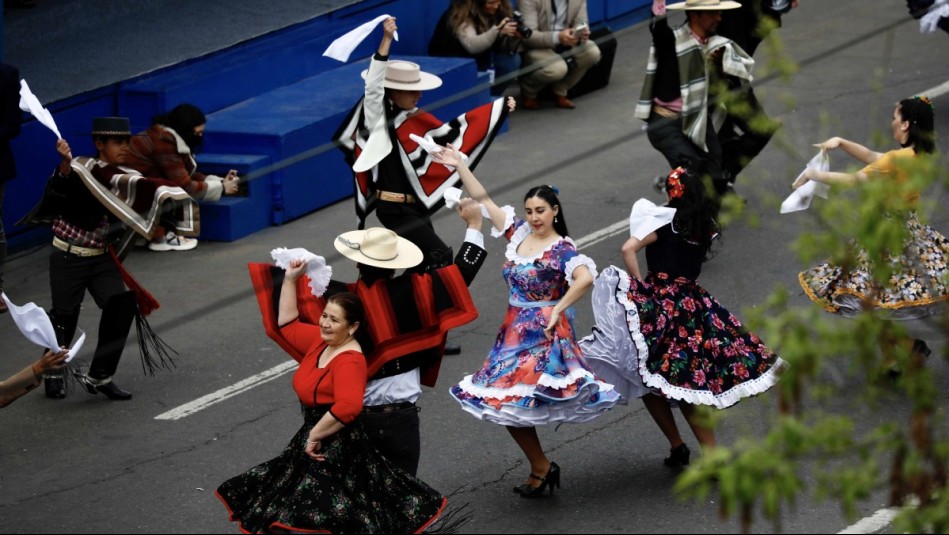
{"left": 364, "top": 369, "right": 422, "bottom": 405}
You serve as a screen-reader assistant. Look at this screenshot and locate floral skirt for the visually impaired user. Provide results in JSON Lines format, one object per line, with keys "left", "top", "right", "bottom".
{"left": 450, "top": 304, "right": 620, "bottom": 427}
{"left": 799, "top": 213, "right": 949, "bottom": 320}
{"left": 581, "top": 266, "right": 786, "bottom": 409}
{"left": 216, "top": 405, "right": 447, "bottom": 534}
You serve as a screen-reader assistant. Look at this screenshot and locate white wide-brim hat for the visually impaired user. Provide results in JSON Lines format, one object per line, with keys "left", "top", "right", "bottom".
{"left": 668, "top": 0, "right": 742, "bottom": 10}
{"left": 361, "top": 60, "right": 443, "bottom": 91}
{"left": 334, "top": 227, "right": 424, "bottom": 269}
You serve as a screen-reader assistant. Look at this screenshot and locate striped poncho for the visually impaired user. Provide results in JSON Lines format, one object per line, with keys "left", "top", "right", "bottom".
{"left": 634, "top": 21, "right": 754, "bottom": 151}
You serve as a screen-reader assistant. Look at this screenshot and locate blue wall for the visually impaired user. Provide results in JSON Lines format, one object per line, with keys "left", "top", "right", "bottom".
{"left": 3, "top": 0, "right": 651, "bottom": 251}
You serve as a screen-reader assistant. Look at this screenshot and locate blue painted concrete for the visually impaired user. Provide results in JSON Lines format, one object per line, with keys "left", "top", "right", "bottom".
{"left": 4, "top": 0, "right": 652, "bottom": 251}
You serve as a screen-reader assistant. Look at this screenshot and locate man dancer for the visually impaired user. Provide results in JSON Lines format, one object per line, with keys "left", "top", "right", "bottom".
{"left": 634, "top": 0, "right": 754, "bottom": 196}
{"left": 251, "top": 198, "right": 488, "bottom": 475}
{"left": 20, "top": 117, "right": 196, "bottom": 399}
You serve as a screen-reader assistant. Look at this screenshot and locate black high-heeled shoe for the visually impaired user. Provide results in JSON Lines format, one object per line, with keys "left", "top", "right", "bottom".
{"left": 663, "top": 443, "right": 691, "bottom": 468}
{"left": 515, "top": 462, "right": 561, "bottom": 498}
{"left": 912, "top": 339, "right": 932, "bottom": 358}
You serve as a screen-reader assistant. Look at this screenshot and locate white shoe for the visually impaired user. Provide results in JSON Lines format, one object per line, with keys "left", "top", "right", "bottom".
{"left": 149, "top": 232, "right": 198, "bottom": 252}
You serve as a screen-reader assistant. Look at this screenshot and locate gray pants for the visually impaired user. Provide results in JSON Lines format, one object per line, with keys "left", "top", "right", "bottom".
{"left": 520, "top": 41, "right": 601, "bottom": 98}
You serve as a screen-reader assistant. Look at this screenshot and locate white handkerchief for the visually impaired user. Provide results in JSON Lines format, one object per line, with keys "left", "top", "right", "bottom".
{"left": 18, "top": 79, "right": 61, "bottom": 139}
{"left": 781, "top": 151, "right": 830, "bottom": 214}
{"left": 409, "top": 133, "right": 469, "bottom": 164}
{"left": 270, "top": 248, "right": 333, "bottom": 297}
{"left": 2, "top": 292, "right": 84, "bottom": 362}
{"left": 323, "top": 14, "right": 399, "bottom": 63}
{"left": 629, "top": 198, "right": 676, "bottom": 240}
{"left": 443, "top": 187, "right": 490, "bottom": 217}
{"left": 920, "top": 2, "right": 949, "bottom": 33}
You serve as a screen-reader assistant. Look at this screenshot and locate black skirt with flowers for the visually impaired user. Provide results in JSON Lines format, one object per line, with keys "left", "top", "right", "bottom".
{"left": 583, "top": 266, "right": 786, "bottom": 409}
{"left": 216, "top": 405, "right": 447, "bottom": 534}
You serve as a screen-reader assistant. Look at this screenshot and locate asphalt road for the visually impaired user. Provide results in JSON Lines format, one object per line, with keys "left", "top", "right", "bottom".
{"left": 1, "top": 1, "right": 948, "bottom": 533}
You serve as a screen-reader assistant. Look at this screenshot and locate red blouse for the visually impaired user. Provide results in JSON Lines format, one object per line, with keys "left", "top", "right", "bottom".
{"left": 280, "top": 320, "right": 367, "bottom": 424}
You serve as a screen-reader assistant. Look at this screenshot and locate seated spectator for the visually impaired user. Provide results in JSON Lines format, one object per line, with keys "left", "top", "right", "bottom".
{"left": 517, "top": 0, "right": 600, "bottom": 110}
{"left": 429, "top": 0, "right": 523, "bottom": 95}
{"left": 126, "top": 103, "right": 239, "bottom": 252}
{"left": 1, "top": 349, "right": 68, "bottom": 408}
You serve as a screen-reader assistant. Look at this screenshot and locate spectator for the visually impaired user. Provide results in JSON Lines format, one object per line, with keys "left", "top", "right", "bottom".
{"left": 429, "top": 0, "right": 523, "bottom": 95}
{"left": 126, "top": 103, "right": 239, "bottom": 252}
{"left": 517, "top": 0, "right": 600, "bottom": 110}
{"left": 634, "top": 0, "right": 753, "bottom": 196}
{"left": 1, "top": 349, "right": 68, "bottom": 408}
{"left": 0, "top": 62, "right": 21, "bottom": 314}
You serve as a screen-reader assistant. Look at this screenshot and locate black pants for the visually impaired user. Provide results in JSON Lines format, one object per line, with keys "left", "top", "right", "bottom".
{"left": 718, "top": 87, "right": 777, "bottom": 180}
{"left": 375, "top": 201, "right": 452, "bottom": 271}
{"left": 49, "top": 248, "right": 135, "bottom": 380}
{"left": 645, "top": 109, "right": 728, "bottom": 192}
{"left": 359, "top": 403, "right": 421, "bottom": 477}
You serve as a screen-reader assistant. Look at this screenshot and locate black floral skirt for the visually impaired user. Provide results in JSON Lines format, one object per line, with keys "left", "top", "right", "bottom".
{"left": 216, "top": 405, "right": 447, "bottom": 534}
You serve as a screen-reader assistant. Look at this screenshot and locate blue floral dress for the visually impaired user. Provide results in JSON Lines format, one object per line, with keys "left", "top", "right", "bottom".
{"left": 450, "top": 208, "right": 621, "bottom": 427}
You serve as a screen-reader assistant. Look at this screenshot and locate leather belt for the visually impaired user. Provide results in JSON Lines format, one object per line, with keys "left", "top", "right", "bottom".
{"left": 652, "top": 104, "right": 680, "bottom": 118}
{"left": 362, "top": 401, "right": 416, "bottom": 414}
{"left": 377, "top": 190, "right": 416, "bottom": 204}
{"left": 53, "top": 237, "right": 106, "bottom": 257}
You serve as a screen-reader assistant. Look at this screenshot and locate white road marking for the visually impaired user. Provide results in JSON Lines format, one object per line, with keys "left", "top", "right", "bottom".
{"left": 155, "top": 220, "right": 630, "bottom": 421}
{"left": 154, "top": 361, "right": 297, "bottom": 420}
{"left": 919, "top": 80, "right": 949, "bottom": 100}
{"left": 837, "top": 507, "right": 901, "bottom": 534}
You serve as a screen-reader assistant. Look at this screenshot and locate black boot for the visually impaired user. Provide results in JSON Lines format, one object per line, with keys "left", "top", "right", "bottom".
{"left": 46, "top": 310, "right": 80, "bottom": 399}
{"left": 87, "top": 292, "right": 136, "bottom": 382}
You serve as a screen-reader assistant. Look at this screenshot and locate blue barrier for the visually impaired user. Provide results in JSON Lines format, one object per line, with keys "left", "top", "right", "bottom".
{"left": 3, "top": 0, "right": 652, "bottom": 251}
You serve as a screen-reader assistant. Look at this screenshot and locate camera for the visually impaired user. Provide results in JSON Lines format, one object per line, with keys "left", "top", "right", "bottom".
{"left": 511, "top": 10, "right": 533, "bottom": 39}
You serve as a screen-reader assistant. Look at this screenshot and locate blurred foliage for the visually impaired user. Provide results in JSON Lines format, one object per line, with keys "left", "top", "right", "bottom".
{"left": 675, "top": 16, "right": 949, "bottom": 533}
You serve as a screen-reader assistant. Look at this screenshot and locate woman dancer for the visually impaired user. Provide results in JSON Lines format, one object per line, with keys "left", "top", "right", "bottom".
{"left": 581, "top": 167, "right": 786, "bottom": 467}
{"left": 216, "top": 260, "right": 448, "bottom": 533}
{"left": 794, "top": 96, "right": 945, "bottom": 362}
{"left": 437, "top": 145, "right": 620, "bottom": 498}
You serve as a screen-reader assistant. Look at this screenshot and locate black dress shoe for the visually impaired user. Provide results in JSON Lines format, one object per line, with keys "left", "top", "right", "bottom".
{"left": 44, "top": 375, "right": 66, "bottom": 399}
{"left": 664, "top": 443, "right": 691, "bottom": 468}
{"left": 96, "top": 382, "right": 132, "bottom": 400}
{"left": 443, "top": 344, "right": 462, "bottom": 355}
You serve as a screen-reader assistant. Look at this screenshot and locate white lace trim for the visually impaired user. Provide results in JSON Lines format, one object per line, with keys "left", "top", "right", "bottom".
{"left": 453, "top": 368, "right": 614, "bottom": 400}
{"left": 589, "top": 266, "right": 787, "bottom": 409}
{"left": 490, "top": 205, "right": 517, "bottom": 238}
{"left": 564, "top": 255, "right": 598, "bottom": 285}
{"left": 503, "top": 221, "right": 580, "bottom": 266}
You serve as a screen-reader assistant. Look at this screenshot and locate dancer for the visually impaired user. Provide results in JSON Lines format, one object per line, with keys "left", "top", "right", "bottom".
{"left": 248, "top": 199, "right": 488, "bottom": 476}
{"left": 216, "top": 283, "right": 450, "bottom": 533}
{"left": 581, "top": 167, "right": 786, "bottom": 466}
{"left": 635, "top": 0, "right": 753, "bottom": 196}
{"left": 19, "top": 117, "right": 195, "bottom": 399}
{"left": 438, "top": 144, "right": 620, "bottom": 498}
{"left": 795, "top": 96, "right": 945, "bottom": 364}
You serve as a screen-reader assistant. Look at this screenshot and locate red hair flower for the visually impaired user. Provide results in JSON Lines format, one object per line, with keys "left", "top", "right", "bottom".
{"left": 667, "top": 167, "right": 686, "bottom": 199}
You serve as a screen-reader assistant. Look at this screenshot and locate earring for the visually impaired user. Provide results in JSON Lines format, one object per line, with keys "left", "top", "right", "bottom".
{"left": 554, "top": 216, "right": 559, "bottom": 223}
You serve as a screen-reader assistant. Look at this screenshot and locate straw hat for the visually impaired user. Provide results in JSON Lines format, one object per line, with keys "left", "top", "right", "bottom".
{"left": 361, "top": 60, "right": 443, "bottom": 91}
{"left": 334, "top": 227, "right": 424, "bottom": 269}
{"left": 668, "top": 0, "right": 742, "bottom": 10}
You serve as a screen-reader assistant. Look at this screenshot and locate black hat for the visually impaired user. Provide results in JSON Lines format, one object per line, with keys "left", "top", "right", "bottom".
{"left": 90, "top": 117, "right": 141, "bottom": 136}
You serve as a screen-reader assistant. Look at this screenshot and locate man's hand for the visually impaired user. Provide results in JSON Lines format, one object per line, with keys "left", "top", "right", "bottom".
{"left": 558, "top": 28, "right": 579, "bottom": 47}
{"left": 56, "top": 139, "right": 73, "bottom": 175}
{"left": 457, "top": 197, "right": 483, "bottom": 230}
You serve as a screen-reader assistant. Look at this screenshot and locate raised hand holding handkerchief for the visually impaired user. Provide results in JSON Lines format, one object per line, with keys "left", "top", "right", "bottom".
{"left": 323, "top": 14, "right": 399, "bottom": 62}
{"left": 270, "top": 248, "right": 332, "bottom": 297}
{"left": 410, "top": 134, "right": 469, "bottom": 167}
{"left": 19, "top": 79, "right": 61, "bottom": 139}
{"left": 781, "top": 151, "right": 830, "bottom": 214}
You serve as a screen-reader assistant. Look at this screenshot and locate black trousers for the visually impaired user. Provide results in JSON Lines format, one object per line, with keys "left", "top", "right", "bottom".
{"left": 645, "top": 109, "right": 728, "bottom": 192}
{"left": 49, "top": 248, "right": 135, "bottom": 380}
{"left": 359, "top": 403, "right": 422, "bottom": 477}
{"left": 375, "top": 201, "right": 452, "bottom": 271}
{"left": 718, "top": 87, "right": 777, "bottom": 180}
